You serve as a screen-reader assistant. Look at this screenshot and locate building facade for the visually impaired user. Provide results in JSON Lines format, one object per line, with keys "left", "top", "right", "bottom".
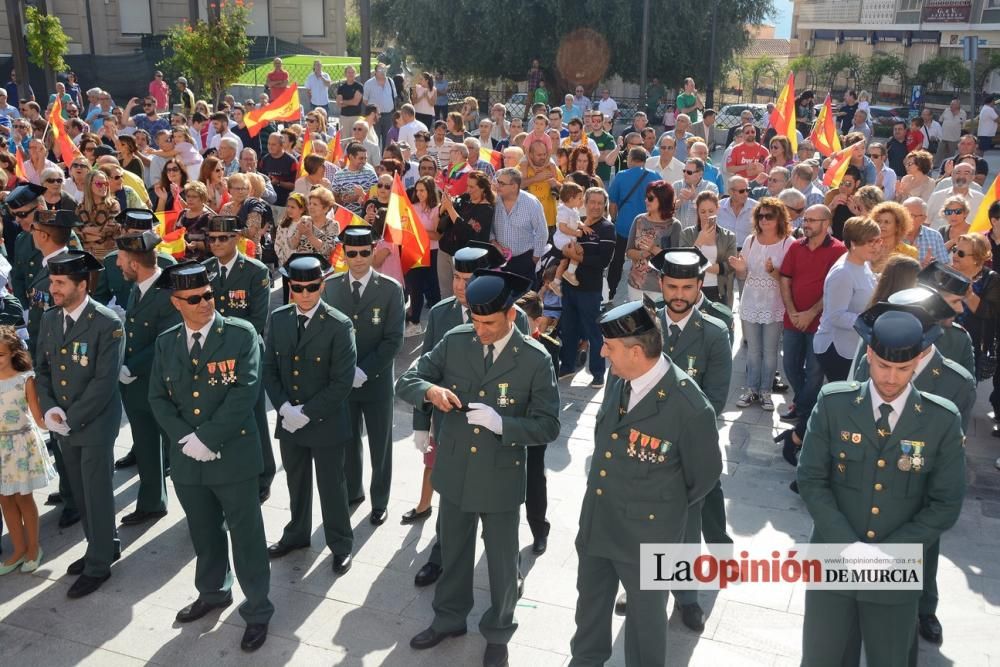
{"left": 0, "top": 0, "right": 347, "bottom": 57}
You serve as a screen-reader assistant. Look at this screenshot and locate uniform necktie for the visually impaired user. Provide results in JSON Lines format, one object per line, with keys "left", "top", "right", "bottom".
{"left": 619, "top": 381, "right": 632, "bottom": 417}
{"left": 876, "top": 403, "right": 893, "bottom": 444}
{"left": 220, "top": 265, "right": 228, "bottom": 283}
{"left": 464, "top": 307, "right": 471, "bottom": 324}
{"left": 190, "top": 331, "right": 202, "bottom": 364}
{"left": 352, "top": 280, "right": 362, "bottom": 304}
{"left": 64, "top": 314, "right": 74, "bottom": 335}
{"left": 297, "top": 314, "right": 308, "bottom": 341}
{"left": 484, "top": 343, "right": 495, "bottom": 372}
{"left": 667, "top": 324, "right": 681, "bottom": 352}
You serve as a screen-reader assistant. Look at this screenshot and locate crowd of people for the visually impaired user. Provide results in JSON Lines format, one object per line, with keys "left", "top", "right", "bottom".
{"left": 0, "top": 61, "right": 994, "bottom": 665}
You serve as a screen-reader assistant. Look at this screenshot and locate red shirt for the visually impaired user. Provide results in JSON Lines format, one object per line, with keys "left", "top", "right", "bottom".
{"left": 266, "top": 69, "right": 289, "bottom": 96}
{"left": 727, "top": 141, "right": 770, "bottom": 171}
{"left": 779, "top": 234, "right": 847, "bottom": 332}
{"left": 906, "top": 129, "right": 923, "bottom": 152}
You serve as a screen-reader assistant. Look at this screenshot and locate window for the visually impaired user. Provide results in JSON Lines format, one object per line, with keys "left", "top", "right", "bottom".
{"left": 898, "top": 0, "right": 922, "bottom": 10}
{"left": 120, "top": 1, "right": 152, "bottom": 34}
{"left": 302, "top": 0, "right": 325, "bottom": 37}
{"left": 197, "top": 0, "right": 267, "bottom": 33}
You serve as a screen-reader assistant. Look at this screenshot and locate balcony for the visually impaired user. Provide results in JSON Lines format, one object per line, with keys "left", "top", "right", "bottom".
{"left": 797, "top": 0, "right": 863, "bottom": 24}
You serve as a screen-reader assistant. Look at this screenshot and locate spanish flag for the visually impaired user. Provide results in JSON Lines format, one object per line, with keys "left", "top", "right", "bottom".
{"left": 971, "top": 173, "right": 1000, "bottom": 233}
{"left": 14, "top": 144, "right": 27, "bottom": 181}
{"left": 47, "top": 97, "right": 83, "bottom": 167}
{"left": 330, "top": 129, "right": 343, "bottom": 165}
{"left": 769, "top": 72, "right": 797, "bottom": 153}
{"left": 298, "top": 127, "right": 313, "bottom": 178}
{"left": 330, "top": 204, "right": 367, "bottom": 272}
{"left": 480, "top": 147, "right": 502, "bottom": 170}
{"left": 384, "top": 172, "right": 430, "bottom": 274}
{"left": 155, "top": 195, "right": 186, "bottom": 258}
{"left": 809, "top": 94, "right": 842, "bottom": 158}
{"left": 822, "top": 146, "right": 853, "bottom": 189}
{"left": 245, "top": 83, "right": 301, "bottom": 137}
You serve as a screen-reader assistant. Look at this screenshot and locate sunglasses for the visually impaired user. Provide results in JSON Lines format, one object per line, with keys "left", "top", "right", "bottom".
{"left": 93, "top": 181, "right": 109, "bottom": 187}
{"left": 173, "top": 290, "right": 215, "bottom": 305}
{"left": 377, "top": 184, "right": 392, "bottom": 190}
{"left": 13, "top": 209, "right": 35, "bottom": 219}
{"left": 757, "top": 211, "right": 777, "bottom": 220}
{"left": 110, "top": 175, "right": 123, "bottom": 181}
{"left": 683, "top": 169, "right": 699, "bottom": 175}
{"left": 732, "top": 188, "right": 748, "bottom": 194}
{"left": 45, "top": 178, "right": 64, "bottom": 184}
{"left": 646, "top": 195, "right": 656, "bottom": 201}
{"left": 165, "top": 167, "right": 181, "bottom": 173}
{"left": 207, "top": 234, "right": 236, "bottom": 243}
{"left": 289, "top": 282, "right": 323, "bottom": 293}
{"left": 345, "top": 249, "right": 372, "bottom": 258}
{"left": 661, "top": 145, "right": 675, "bottom": 150}
{"left": 944, "top": 208, "right": 966, "bottom": 215}
{"left": 72, "top": 163, "right": 88, "bottom": 169}
{"left": 950, "top": 247, "right": 968, "bottom": 258}
{"left": 867, "top": 153, "right": 882, "bottom": 159}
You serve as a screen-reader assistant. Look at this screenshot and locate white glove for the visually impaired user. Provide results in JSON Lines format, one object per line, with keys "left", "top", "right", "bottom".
{"left": 44, "top": 407, "right": 71, "bottom": 436}
{"left": 119, "top": 365, "right": 138, "bottom": 385}
{"left": 111, "top": 305, "right": 127, "bottom": 322}
{"left": 279, "top": 402, "right": 310, "bottom": 432}
{"left": 353, "top": 367, "right": 368, "bottom": 388}
{"left": 840, "top": 541, "right": 893, "bottom": 570}
{"left": 413, "top": 431, "right": 431, "bottom": 453}
{"left": 466, "top": 402, "right": 503, "bottom": 435}
{"left": 179, "top": 432, "right": 217, "bottom": 462}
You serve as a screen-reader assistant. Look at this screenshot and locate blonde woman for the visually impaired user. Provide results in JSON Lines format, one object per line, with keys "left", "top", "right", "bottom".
{"left": 218, "top": 172, "right": 251, "bottom": 217}
{"left": 289, "top": 187, "right": 339, "bottom": 257}
{"left": 937, "top": 195, "right": 971, "bottom": 252}
{"left": 198, "top": 156, "right": 227, "bottom": 211}
{"left": 869, "top": 200, "right": 917, "bottom": 273}
{"left": 76, "top": 169, "right": 122, "bottom": 260}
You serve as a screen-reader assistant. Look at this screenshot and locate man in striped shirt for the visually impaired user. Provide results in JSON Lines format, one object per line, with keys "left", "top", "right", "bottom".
{"left": 491, "top": 167, "right": 549, "bottom": 280}
{"left": 330, "top": 143, "right": 378, "bottom": 215}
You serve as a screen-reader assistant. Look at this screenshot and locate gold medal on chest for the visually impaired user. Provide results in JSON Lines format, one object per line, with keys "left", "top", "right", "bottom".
{"left": 371, "top": 307, "right": 381, "bottom": 325}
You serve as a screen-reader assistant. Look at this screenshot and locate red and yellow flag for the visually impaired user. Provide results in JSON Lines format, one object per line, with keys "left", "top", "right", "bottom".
{"left": 480, "top": 147, "right": 502, "bottom": 170}
{"left": 330, "top": 204, "right": 367, "bottom": 272}
{"left": 155, "top": 193, "right": 187, "bottom": 258}
{"left": 809, "top": 94, "right": 842, "bottom": 158}
{"left": 822, "top": 146, "right": 853, "bottom": 189}
{"left": 298, "top": 126, "right": 313, "bottom": 178}
{"left": 245, "top": 83, "right": 301, "bottom": 137}
{"left": 769, "top": 72, "right": 797, "bottom": 153}
{"left": 971, "top": 173, "right": 1000, "bottom": 233}
{"left": 384, "top": 172, "right": 430, "bottom": 274}
{"left": 14, "top": 144, "right": 27, "bottom": 181}
{"left": 330, "top": 129, "right": 343, "bottom": 165}
{"left": 47, "top": 97, "right": 84, "bottom": 167}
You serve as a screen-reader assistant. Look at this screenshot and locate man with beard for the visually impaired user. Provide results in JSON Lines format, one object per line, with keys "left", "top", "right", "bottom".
{"left": 926, "top": 162, "right": 984, "bottom": 226}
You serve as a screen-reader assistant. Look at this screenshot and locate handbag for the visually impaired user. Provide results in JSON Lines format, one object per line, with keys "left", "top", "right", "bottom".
{"left": 977, "top": 343, "right": 997, "bottom": 381}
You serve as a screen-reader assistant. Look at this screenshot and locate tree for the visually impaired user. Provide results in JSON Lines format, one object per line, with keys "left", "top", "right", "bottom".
{"left": 747, "top": 56, "right": 781, "bottom": 102}
{"left": 858, "top": 52, "right": 908, "bottom": 103}
{"left": 819, "top": 52, "right": 862, "bottom": 91}
{"left": 369, "top": 0, "right": 774, "bottom": 90}
{"left": 787, "top": 54, "right": 819, "bottom": 89}
{"left": 974, "top": 52, "right": 1000, "bottom": 97}
{"left": 160, "top": 0, "right": 251, "bottom": 105}
{"left": 345, "top": 6, "right": 361, "bottom": 57}
{"left": 24, "top": 5, "right": 70, "bottom": 92}
{"left": 915, "top": 55, "right": 969, "bottom": 93}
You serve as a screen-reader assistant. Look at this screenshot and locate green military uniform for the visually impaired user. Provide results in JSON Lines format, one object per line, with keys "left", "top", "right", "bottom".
{"left": 0, "top": 293, "right": 23, "bottom": 326}
{"left": 204, "top": 233, "right": 274, "bottom": 498}
{"left": 147, "top": 263, "right": 273, "bottom": 627}
{"left": 94, "top": 250, "right": 176, "bottom": 307}
{"left": 117, "top": 231, "right": 182, "bottom": 519}
{"left": 396, "top": 270, "right": 560, "bottom": 655}
{"left": 323, "top": 241, "right": 404, "bottom": 514}
{"left": 570, "top": 301, "right": 722, "bottom": 666}
{"left": 918, "top": 261, "right": 975, "bottom": 379}
{"left": 937, "top": 321, "right": 975, "bottom": 376}
{"left": 798, "top": 309, "right": 967, "bottom": 667}
{"left": 262, "top": 254, "right": 357, "bottom": 559}
{"left": 35, "top": 252, "right": 124, "bottom": 582}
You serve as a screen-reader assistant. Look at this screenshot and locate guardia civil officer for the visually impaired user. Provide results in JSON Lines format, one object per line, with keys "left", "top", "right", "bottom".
{"left": 8, "top": 183, "right": 50, "bottom": 314}
{"left": 851, "top": 291, "right": 976, "bottom": 647}
{"left": 262, "top": 253, "right": 357, "bottom": 575}
{"left": 396, "top": 269, "right": 560, "bottom": 667}
{"left": 568, "top": 301, "right": 721, "bottom": 667}
{"left": 323, "top": 225, "right": 404, "bottom": 526}
{"left": 148, "top": 262, "right": 273, "bottom": 652}
{"left": 202, "top": 215, "right": 274, "bottom": 503}
{"left": 797, "top": 309, "right": 967, "bottom": 666}
{"left": 917, "top": 260, "right": 975, "bottom": 378}
{"left": 36, "top": 250, "right": 124, "bottom": 598}
{"left": 411, "top": 241, "right": 533, "bottom": 588}
{"left": 116, "top": 229, "right": 181, "bottom": 526}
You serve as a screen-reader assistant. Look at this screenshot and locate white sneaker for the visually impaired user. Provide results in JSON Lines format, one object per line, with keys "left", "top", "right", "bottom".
{"left": 404, "top": 322, "right": 423, "bottom": 338}
{"left": 760, "top": 392, "right": 775, "bottom": 411}
{"left": 563, "top": 271, "right": 580, "bottom": 286}
{"left": 736, "top": 389, "right": 758, "bottom": 408}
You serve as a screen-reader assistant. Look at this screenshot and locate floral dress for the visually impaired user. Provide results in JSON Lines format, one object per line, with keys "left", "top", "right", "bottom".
{"left": 0, "top": 372, "right": 54, "bottom": 495}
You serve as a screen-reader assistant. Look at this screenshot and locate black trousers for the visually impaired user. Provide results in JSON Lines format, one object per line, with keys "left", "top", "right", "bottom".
{"left": 606, "top": 234, "right": 629, "bottom": 301}
{"left": 817, "top": 343, "right": 852, "bottom": 382}
{"left": 525, "top": 444, "right": 549, "bottom": 540}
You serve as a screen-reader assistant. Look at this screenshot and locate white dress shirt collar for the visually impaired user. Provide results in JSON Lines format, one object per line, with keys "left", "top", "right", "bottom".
{"left": 137, "top": 267, "right": 162, "bottom": 299}
{"left": 664, "top": 307, "right": 695, "bottom": 332}
{"left": 349, "top": 268, "right": 374, "bottom": 295}
{"left": 913, "top": 346, "right": 936, "bottom": 379}
{"left": 63, "top": 295, "right": 90, "bottom": 323}
{"left": 485, "top": 322, "right": 517, "bottom": 359}
{"left": 42, "top": 246, "right": 69, "bottom": 268}
{"left": 628, "top": 355, "right": 671, "bottom": 411}
{"left": 869, "top": 380, "right": 911, "bottom": 430}
{"left": 296, "top": 301, "right": 321, "bottom": 322}
{"left": 185, "top": 320, "right": 214, "bottom": 352}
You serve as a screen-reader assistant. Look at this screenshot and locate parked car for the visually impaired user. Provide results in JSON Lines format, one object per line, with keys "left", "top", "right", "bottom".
{"left": 713, "top": 103, "right": 769, "bottom": 147}
{"left": 813, "top": 103, "right": 908, "bottom": 138}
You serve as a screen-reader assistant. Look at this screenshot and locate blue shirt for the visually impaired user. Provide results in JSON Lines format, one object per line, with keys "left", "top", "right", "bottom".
{"left": 132, "top": 113, "right": 170, "bottom": 148}
{"left": 814, "top": 255, "right": 876, "bottom": 358}
{"left": 911, "top": 224, "right": 949, "bottom": 265}
{"left": 608, "top": 166, "right": 659, "bottom": 238}
{"left": 704, "top": 162, "right": 725, "bottom": 193}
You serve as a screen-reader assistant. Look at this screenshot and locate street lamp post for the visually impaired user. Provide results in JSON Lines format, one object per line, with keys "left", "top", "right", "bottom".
{"left": 639, "top": 0, "right": 650, "bottom": 102}
{"left": 706, "top": 0, "right": 720, "bottom": 109}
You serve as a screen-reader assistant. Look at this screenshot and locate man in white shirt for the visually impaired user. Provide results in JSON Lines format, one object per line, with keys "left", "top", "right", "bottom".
{"left": 304, "top": 60, "right": 333, "bottom": 111}
{"left": 597, "top": 89, "right": 619, "bottom": 121}
{"left": 207, "top": 112, "right": 243, "bottom": 154}
{"left": 919, "top": 108, "right": 943, "bottom": 153}
{"left": 397, "top": 103, "right": 428, "bottom": 150}
{"left": 927, "top": 163, "right": 984, "bottom": 225}
{"left": 645, "top": 134, "right": 684, "bottom": 183}
{"left": 363, "top": 65, "right": 397, "bottom": 148}
{"left": 560, "top": 117, "right": 599, "bottom": 160}
{"left": 977, "top": 96, "right": 998, "bottom": 152}
{"left": 937, "top": 98, "right": 967, "bottom": 166}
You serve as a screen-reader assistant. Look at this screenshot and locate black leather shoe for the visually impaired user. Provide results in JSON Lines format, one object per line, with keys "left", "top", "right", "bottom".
{"left": 774, "top": 429, "right": 800, "bottom": 467}
{"left": 614, "top": 591, "right": 627, "bottom": 616}
{"left": 67, "top": 573, "right": 110, "bottom": 598}
{"left": 414, "top": 562, "right": 442, "bottom": 587}
{"left": 267, "top": 542, "right": 309, "bottom": 559}
{"left": 348, "top": 495, "right": 365, "bottom": 506}
{"left": 176, "top": 595, "right": 233, "bottom": 622}
{"left": 992, "top": 423, "right": 1000, "bottom": 438}
{"left": 918, "top": 613, "right": 943, "bottom": 644}
{"left": 409, "top": 626, "right": 467, "bottom": 649}
{"left": 789, "top": 480, "right": 799, "bottom": 494}
{"left": 45, "top": 492, "right": 62, "bottom": 506}
{"left": 483, "top": 642, "right": 509, "bottom": 667}
{"left": 771, "top": 374, "right": 788, "bottom": 393}
{"left": 677, "top": 602, "right": 705, "bottom": 632}
{"left": 401, "top": 507, "right": 432, "bottom": 524}
{"left": 114, "top": 452, "right": 137, "bottom": 469}
{"left": 258, "top": 488, "right": 270, "bottom": 504}
{"left": 532, "top": 535, "right": 547, "bottom": 555}
{"left": 67, "top": 550, "right": 120, "bottom": 576}
{"left": 58, "top": 508, "right": 80, "bottom": 528}
{"left": 241, "top": 623, "right": 268, "bottom": 652}
{"left": 370, "top": 509, "right": 388, "bottom": 525}
{"left": 120, "top": 509, "right": 167, "bottom": 526}
{"left": 332, "top": 553, "right": 352, "bottom": 575}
